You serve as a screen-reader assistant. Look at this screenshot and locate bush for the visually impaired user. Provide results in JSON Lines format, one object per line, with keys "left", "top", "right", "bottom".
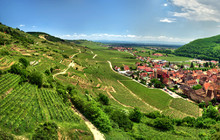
{"left": 29, "top": 71, "right": 43, "bottom": 87}
{"left": 153, "top": 117, "right": 174, "bottom": 131}
{"left": 211, "top": 132, "right": 220, "bottom": 140}
{"left": 129, "top": 107, "right": 142, "bottom": 123}
{"left": 182, "top": 116, "right": 195, "bottom": 127}
{"left": 195, "top": 117, "right": 216, "bottom": 128}
{"left": 19, "top": 58, "right": 29, "bottom": 68}
{"left": 192, "top": 84, "right": 202, "bottom": 90}
{"left": 9, "top": 64, "right": 28, "bottom": 78}
{"left": 0, "top": 130, "right": 14, "bottom": 140}
{"left": 202, "top": 105, "right": 218, "bottom": 119}
{"left": 32, "top": 122, "right": 58, "bottom": 140}
{"left": 98, "top": 93, "right": 109, "bottom": 105}
{"left": 45, "top": 69, "right": 51, "bottom": 76}
{"left": 111, "top": 110, "right": 133, "bottom": 131}
{"left": 71, "top": 95, "right": 112, "bottom": 133}
{"left": 198, "top": 101, "right": 206, "bottom": 108}
{"left": 146, "top": 111, "right": 161, "bottom": 119}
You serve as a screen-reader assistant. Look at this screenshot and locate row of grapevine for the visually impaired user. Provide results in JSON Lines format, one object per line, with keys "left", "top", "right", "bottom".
{"left": 0, "top": 73, "right": 20, "bottom": 95}
{"left": 0, "top": 73, "right": 79, "bottom": 135}
{"left": 38, "top": 89, "right": 79, "bottom": 122}
{"left": 0, "top": 57, "right": 13, "bottom": 67}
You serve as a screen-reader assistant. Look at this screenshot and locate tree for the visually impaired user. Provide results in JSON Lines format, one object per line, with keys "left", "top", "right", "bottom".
{"left": 182, "top": 116, "right": 195, "bottom": 127}
{"left": 19, "top": 58, "right": 29, "bottom": 68}
{"left": 45, "top": 69, "right": 51, "bottom": 76}
{"left": 98, "top": 93, "right": 109, "bottom": 105}
{"left": 198, "top": 101, "right": 206, "bottom": 108}
{"left": 190, "top": 62, "right": 194, "bottom": 68}
{"left": 153, "top": 117, "right": 174, "bottom": 131}
{"left": 192, "top": 84, "right": 202, "bottom": 90}
{"left": 32, "top": 122, "right": 58, "bottom": 140}
{"left": 146, "top": 111, "right": 162, "bottom": 119}
{"left": 111, "top": 110, "right": 133, "bottom": 131}
{"left": 29, "top": 71, "right": 43, "bottom": 87}
{"left": 202, "top": 105, "right": 218, "bottom": 119}
{"left": 129, "top": 107, "right": 142, "bottom": 123}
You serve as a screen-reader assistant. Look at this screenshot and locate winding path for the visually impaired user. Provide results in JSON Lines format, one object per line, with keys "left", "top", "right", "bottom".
{"left": 53, "top": 50, "right": 81, "bottom": 79}
{"left": 54, "top": 50, "right": 105, "bottom": 140}
{"left": 71, "top": 105, "right": 105, "bottom": 140}
{"left": 93, "top": 54, "right": 97, "bottom": 59}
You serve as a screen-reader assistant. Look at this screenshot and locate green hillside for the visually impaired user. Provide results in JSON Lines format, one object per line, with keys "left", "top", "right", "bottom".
{"left": 27, "top": 32, "right": 65, "bottom": 42}
{"left": 175, "top": 34, "right": 220, "bottom": 61}
{"left": 0, "top": 23, "right": 219, "bottom": 140}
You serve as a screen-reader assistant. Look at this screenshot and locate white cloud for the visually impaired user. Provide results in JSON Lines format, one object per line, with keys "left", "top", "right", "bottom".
{"left": 19, "top": 24, "right": 25, "bottom": 27}
{"left": 159, "top": 18, "right": 176, "bottom": 23}
{"left": 58, "top": 33, "right": 192, "bottom": 43}
{"left": 164, "top": 3, "right": 168, "bottom": 7}
{"left": 32, "top": 25, "right": 36, "bottom": 28}
{"left": 171, "top": 0, "right": 220, "bottom": 22}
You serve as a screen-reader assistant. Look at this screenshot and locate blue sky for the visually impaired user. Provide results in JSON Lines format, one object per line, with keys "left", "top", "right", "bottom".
{"left": 1, "top": 0, "right": 220, "bottom": 44}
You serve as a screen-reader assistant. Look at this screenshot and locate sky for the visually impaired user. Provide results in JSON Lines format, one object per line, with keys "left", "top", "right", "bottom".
{"left": 1, "top": 0, "right": 220, "bottom": 44}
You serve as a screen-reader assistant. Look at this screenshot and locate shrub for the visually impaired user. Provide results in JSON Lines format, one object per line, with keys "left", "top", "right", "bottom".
{"left": 98, "top": 93, "right": 109, "bottom": 105}
{"left": 29, "top": 71, "right": 43, "bottom": 87}
{"left": 153, "top": 117, "right": 174, "bottom": 131}
{"left": 32, "top": 122, "right": 58, "bottom": 140}
{"left": 19, "top": 58, "right": 29, "bottom": 68}
{"left": 211, "top": 132, "right": 220, "bottom": 140}
{"left": 202, "top": 105, "right": 218, "bottom": 119}
{"left": 71, "top": 95, "right": 112, "bottom": 133}
{"left": 182, "top": 116, "right": 195, "bottom": 127}
{"left": 146, "top": 111, "right": 161, "bottom": 119}
{"left": 198, "top": 101, "right": 206, "bottom": 108}
{"left": 129, "top": 107, "right": 142, "bottom": 123}
{"left": 111, "top": 110, "right": 133, "bottom": 131}
{"left": 0, "top": 130, "right": 14, "bottom": 140}
{"left": 192, "top": 84, "right": 202, "bottom": 90}
{"left": 195, "top": 117, "right": 216, "bottom": 128}
{"left": 45, "top": 69, "right": 51, "bottom": 76}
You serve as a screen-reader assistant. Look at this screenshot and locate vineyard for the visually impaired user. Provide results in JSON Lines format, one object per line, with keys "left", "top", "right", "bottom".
{"left": 0, "top": 74, "right": 80, "bottom": 135}
{"left": 0, "top": 73, "right": 20, "bottom": 98}
{"left": 0, "top": 57, "right": 14, "bottom": 69}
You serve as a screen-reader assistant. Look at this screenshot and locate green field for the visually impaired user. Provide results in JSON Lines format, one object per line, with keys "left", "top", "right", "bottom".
{"left": 0, "top": 74, "right": 92, "bottom": 139}
{"left": 170, "top": 98, "right": 200, "bottom": 117}
{"left": 119, "top": 80, "right": 172, "bottom": 110}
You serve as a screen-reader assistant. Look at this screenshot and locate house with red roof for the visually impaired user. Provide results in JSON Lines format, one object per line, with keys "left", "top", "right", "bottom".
{"left": 124, "top": 65, "right": 130, "bottom": 71}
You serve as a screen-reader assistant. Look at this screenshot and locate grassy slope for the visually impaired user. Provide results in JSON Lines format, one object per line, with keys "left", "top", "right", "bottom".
{"left": 0, "top": 24, "right": 93, "bottom": 139}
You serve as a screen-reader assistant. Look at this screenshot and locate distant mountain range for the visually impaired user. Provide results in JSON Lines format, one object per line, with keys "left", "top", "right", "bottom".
{"left": 96, "top": 40, "right": 183, "bottom": 48}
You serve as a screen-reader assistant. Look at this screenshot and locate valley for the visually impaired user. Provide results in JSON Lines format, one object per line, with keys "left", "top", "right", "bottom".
{"left": 0, "top": 23, "right": 219, "bottom": 140}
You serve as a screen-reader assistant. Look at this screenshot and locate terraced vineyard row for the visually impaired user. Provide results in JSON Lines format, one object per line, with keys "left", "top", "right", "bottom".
{"left": 0, "top": 57, "right": 13, "bottom": 67}
{"left": 0, "top": 73, "right": 20, "bottom": 96}
{"left": 0, "top": 74, "right": 79, "bottom": 135}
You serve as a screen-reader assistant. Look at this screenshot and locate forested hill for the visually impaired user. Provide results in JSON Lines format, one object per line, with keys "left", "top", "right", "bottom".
{"left": 27, "top": 32, "right": 65, "bottom": 42}
{"left": 175, "top": 34, "right": 220, "bottom": 61}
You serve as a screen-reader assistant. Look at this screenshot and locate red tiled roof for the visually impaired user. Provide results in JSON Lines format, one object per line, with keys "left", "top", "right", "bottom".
{"left": 203, "top": 82, "right": 210, "bottom": 91}
{"left": 124, "top": 65, "right": 130, "bottom": 71}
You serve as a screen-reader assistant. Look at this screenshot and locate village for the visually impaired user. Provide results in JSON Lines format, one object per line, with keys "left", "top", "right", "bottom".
{"left": 113, "top": 47, "right": 220, "bottom": 105}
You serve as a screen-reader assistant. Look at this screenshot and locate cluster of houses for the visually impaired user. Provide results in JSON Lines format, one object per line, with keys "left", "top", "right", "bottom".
{"left": 114, "top": 54, "right": 220, "bottom": 104}
{"left": 111, "top": 47, "right": 133, "bottom": 52}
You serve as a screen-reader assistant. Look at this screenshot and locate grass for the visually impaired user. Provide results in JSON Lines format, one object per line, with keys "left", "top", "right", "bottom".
{"left": 170, "top": 98, "right": 200, "bottom": 117}
{"left": 151, "top": 54, "right": 192, "bottom": 62}
{"left": 119, "top": 80, "right": 172, "bottom": 110}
